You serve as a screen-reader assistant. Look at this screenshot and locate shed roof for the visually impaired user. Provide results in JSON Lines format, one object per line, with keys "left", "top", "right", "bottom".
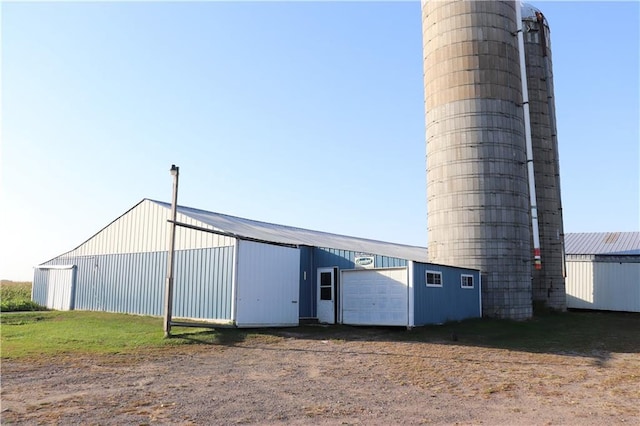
{"left": 150, "top": 199, "right": 430, "bottom": 262}
{"left": 565, "top": 232, "right": 640, "bottom": 255}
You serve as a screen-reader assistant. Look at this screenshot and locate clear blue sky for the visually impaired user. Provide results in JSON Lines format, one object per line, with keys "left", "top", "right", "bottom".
{"left": 1, "top": 1, "right": 638, "bottom": 281}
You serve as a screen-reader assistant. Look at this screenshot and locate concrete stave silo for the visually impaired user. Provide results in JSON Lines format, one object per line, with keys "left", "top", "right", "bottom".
{"left": 522, "top": 4, "right": 566, "bottom": 310}
{"left": 422, "top": 0, "right": 533, "bottom": 319}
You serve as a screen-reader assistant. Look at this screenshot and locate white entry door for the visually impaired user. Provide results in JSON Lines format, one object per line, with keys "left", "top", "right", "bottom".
{"left": 317, "top": 267, "right": 337, "bottom": 324}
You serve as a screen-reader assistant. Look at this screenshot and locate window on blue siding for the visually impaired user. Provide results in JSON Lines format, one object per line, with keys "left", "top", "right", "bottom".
{"left": 426, "top": 271, "right": 442, "bottom": 287}
{"left": 461, "top": 274, "right": 474, "bottom": 289}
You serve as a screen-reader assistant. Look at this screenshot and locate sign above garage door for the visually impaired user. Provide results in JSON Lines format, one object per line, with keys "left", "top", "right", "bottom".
{"left": 354, "top": 253, "right": 375, "bottom": 269}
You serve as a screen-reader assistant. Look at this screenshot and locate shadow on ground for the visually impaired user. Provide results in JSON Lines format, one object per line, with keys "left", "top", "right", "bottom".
{"left": 170, "top": 310, "right": 640, "bottom": 361}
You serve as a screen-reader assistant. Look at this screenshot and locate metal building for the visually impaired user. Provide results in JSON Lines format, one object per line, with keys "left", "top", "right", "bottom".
{"left": 522, "top": 3, "right": 566, "bottom": 310}
{"left": 33, "top": 199, "right": 481, "bottom": 327}
{"left": 565, "top": 232, "right": 640, "bottom": 313}
{"left": 422, "top": 0, "right": 533, "bottom": 319}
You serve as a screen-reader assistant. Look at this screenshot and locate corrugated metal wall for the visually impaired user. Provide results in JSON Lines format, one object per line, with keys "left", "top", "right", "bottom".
{"left": 412, "top": 263, "right": 481, "bottom": 325}
{"left": 565, "top": 260, "right": 593, "bottom": 308}
{"left": 33, "top": 246, "right": 235, "bottom": 320}
{"left": 173, "top": 246, "right": 235, "bottom": 320}
{"left": 313, "top": 247, "right": 406, "bottom": 270}
{"left": 33, "top": 199, "right": 237, "bottom": 319}
{"left": 34, "top": 252, "right": 167, "bottom": 314}
{"left": 56, "top": 199, "right": 234, "bottom": 258}
{"left": 32, "top": 268, "right": 48, "bottom": 305}
{"left": 566, "top": 259, "right": 640, "bottom": 312}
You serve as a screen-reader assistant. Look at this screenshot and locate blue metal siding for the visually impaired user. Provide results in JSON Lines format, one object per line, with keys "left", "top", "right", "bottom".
{"left": 299, "top": 246, "right": 315, "bottom": 318}
{"left": 305, "top": 247, "right": 407, "bottom": 319}
{"left": 412, "top": 263, "right": 481, "bottom": 325}
{"left": 33, "top": 247, "right": 234, "bottom": 320}
{"left": 313, "top": 247, "right": 407, "bottom": 270}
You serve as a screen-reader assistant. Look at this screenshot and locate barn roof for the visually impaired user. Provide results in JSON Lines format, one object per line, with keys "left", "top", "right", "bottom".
{"left": 150, "top": 199, "right": 429, "bottom": 262}
{"left": 565, "top": 232, "right": 640, "bottom": 255}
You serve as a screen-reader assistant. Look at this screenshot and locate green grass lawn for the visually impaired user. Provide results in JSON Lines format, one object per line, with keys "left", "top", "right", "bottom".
{"left": 0, "top": 310, "right": 233, "bottom": 359}
{"left": 3, "top": 280, "right": 636, "bottom": 360}
{"left": 2, "top": 308, "right": 638, "bottom": 360}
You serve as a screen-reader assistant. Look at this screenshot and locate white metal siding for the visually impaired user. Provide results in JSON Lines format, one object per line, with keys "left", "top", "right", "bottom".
{"left": 566, "top": 261, "right": 594, "bottom": 308}
{"left": 341, "top": 267, "right": 409, "bottom": 326}
{"left": 60, "top": 199, "right": 234, "bottom": 258}
{"left": 235, "top": 240, "right": 300, "bottom": 327}
{"left": 566, "top": 260, "right": 640, "bottom": 312}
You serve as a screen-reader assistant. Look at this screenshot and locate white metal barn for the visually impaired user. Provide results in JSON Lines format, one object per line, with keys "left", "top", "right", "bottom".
{"left": 33, "top": 199, "right": 482, "bottom": 327}
{"left": 565, "top": 232, "right": 640, "bottom": 313}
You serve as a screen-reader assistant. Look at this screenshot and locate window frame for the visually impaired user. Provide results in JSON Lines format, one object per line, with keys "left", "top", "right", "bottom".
{"left": 319, "top": 271, "right": 333, "bottom": 301}
{"left": 426, "top": 270, "right": 443, "bottom": 287}
{"left": 460, "top": 274, "right": 474, "bottom": 289}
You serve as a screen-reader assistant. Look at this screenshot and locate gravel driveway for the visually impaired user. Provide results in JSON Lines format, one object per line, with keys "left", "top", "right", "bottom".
{"left": 2, "top": 327, "right": 638, "bottom": 425}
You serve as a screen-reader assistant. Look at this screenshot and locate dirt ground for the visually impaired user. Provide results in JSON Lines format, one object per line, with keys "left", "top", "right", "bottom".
{"left": 2, "top": 327, "right": 638, "bottom": 425}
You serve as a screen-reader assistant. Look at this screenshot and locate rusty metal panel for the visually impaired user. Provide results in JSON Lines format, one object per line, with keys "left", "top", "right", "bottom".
{"left": 565, "top": 232, "right": 640, "bottom": 255}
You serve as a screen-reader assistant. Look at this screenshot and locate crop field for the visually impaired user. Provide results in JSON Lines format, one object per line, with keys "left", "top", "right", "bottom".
{"left": 0, "top": 280, "right": 44, "bottom": 312}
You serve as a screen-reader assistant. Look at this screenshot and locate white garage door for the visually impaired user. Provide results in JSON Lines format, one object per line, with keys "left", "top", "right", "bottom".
{"left": 341, "top": 267, "right": 408, "bottom": 326}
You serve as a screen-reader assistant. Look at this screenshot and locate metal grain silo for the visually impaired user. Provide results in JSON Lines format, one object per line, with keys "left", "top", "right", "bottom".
{"left": 521, "top": 4, "right": 566, "bottom": 310}
{"left": 422, "top": 0, "right": 533, "bottom": 319}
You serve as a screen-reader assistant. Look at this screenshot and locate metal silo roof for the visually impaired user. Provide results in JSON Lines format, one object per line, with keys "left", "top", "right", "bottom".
{"left": 521, "top": 2, "right": 549, "bottom": 25}
{"left": 565, "top": 232, "right": 640, "bottom": 255}
{"left": 149, "top": 199, "right": 429, "bottom": 262}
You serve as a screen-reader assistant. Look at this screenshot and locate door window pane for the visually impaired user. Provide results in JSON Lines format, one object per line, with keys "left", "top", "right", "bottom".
{"left": 320, "top": 287, "right": 332, "bottom": 301}
{"left": 320, "top": 272, "right": 332, "bottom": 286}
